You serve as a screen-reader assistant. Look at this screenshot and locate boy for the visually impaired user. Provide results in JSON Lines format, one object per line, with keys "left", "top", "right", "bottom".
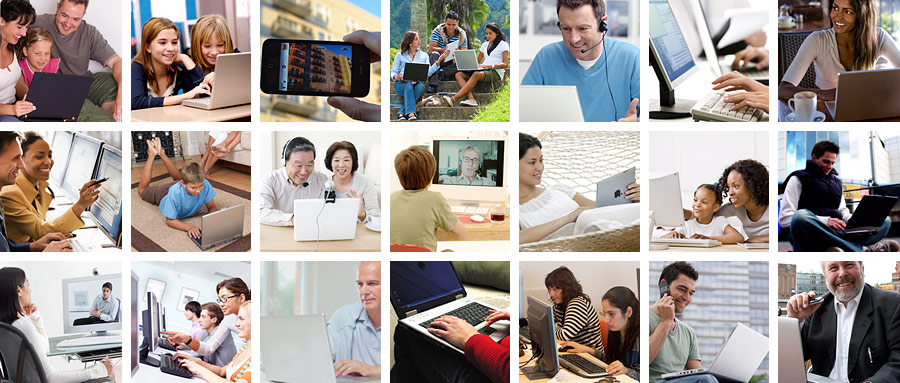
{"left": 138, "top": 138, "right": 217, "bottom": 239}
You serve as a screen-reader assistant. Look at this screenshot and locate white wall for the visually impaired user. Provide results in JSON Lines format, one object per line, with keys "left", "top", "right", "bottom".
{"left": 296, "top": 261, "right": 364, "bottom": 321}
{"left": 31, "top": 0, "right": 123, "bottom": 71}
{"left": 264, "top": 131, "right": 382, "bottom": 184}
{"left": 131, "top": 262, "right": 225, "bottom": 335}
{"left": 520, "top": 261, "right": 640, "bottom": 316}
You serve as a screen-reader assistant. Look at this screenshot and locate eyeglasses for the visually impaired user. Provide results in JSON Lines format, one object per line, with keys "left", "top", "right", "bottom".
{"left": 462, "top": 157, "right": 479, "bottom": 163}
{"left": 216, "top": 294, "right": 240, "bottom": 304}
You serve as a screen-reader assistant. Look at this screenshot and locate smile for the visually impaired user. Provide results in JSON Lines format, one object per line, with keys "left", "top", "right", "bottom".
{"left": 835, "top": 22, "right": 846, "bottom": 26}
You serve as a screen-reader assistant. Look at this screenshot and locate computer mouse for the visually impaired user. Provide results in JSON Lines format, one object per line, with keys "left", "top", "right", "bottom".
{"left": 558, "top": 345, "right": 574, "bottom": 353}
{"left": 470, "top": 215, "right": 485, "bottom": 223}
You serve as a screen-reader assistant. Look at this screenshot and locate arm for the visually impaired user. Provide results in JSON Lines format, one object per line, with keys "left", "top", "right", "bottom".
{"left": 685, "top": 360, "right": 702, "bottom": 370}
{"left": 572, "top": 192, "right": 594, "bottom": 208}
{"left": 131, "top": 62, "right": 162, "bottom": 109}
{"left": 165, "top": 317, "right": 232, "bottom": 356}
{"left": 554, "top": 298, "right": 591, "bottom": 341}
{"left": 205, "top": 200, "right": 218, "bottom": 214}
{"left": 390, "top": 51, "right": 403, "bottom": 79}
{"left": 648, "top": 317, "right": 668, "bottom": 364}
{"left": 779, "top": 177, "right": 809, "bottom": 227}
{"left": 162, "top": 61, "right": 209, "bottom": 106}
{"left": 0, "top": 191, "right": 84, "bottom": 241}
{"left": 99, "top": 297, "right": 119, "bottom": 322}
{"left": 259, "top": 174, "right": 293, "bottom": 226}
{"left": 519, "top": 206, "right": 586, "bottom": 244}
{"left": 778, "top": 32, "right": 835, "bottom": 101}
{"left": 427, "top": 50, "right": 450, "bottom": 77}
{"left": 106, "top": 56, "right": 123, "bottom": 121}
{"left": 450, "top": 219, "right": 467, "bottom": 238}
{"left": 464, "top": 335, "right": 510, "bottom": 383}
{"left": 15, "top": 74, "right": 27, "bottom": 99}
{"left": 166, "top": 218, "right": 201, "bottom": 239}
{"left": 707, "top": 224, "right": 743, "bottom": 244}
{"left": 429, "top": 39, "right": 441, "bottom": 54}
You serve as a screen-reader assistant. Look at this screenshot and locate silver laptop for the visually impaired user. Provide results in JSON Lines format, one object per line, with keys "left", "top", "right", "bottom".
{"left": 824, "top": 68, "right": 900, "bottom": 121}
{"left": 261, "top": 315, "right": 378, "bottom": 383}
{"left": 596, "top": 167, "right": 635, "bottom": 208}
{"left": 519, "top": 85, "right": 584, "bottom": 122}
{"left": 778, "top": 317, "right": 843, "bottom": 383}
{"left": 661, "top": 322, "right": 768, "bottom": 382}
{"left": 293, "top": 198, "right": 359, "bottom": 241}
{"left": 183, "top": 52, "right": 251, "bottom": 110}
{"left": 390, "top": 261, "right": 509, "bottom": 355}
{"left": 454, "top": 49, "right": 487, "bottom": 72}
{"left": 191, "top": 204, "right": 244, "bottom": 250}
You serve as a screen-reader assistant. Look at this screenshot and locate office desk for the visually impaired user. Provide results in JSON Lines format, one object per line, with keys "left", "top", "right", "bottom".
{"left": 651, "top": 243, "right": 769, "bottom": 252}
{"left": 131, "top": 104, "right": 251, "bottom": 122}
{"left": 133, "top": 363, "right": 204, "bottom": 382}
{"left": 519, "top": 348, "right": 638, "bottom": 383}
{"left": 48, "top": 333, "right": 122, "bottom": 362}
{"left": 260, "top": 222, "right": 381, "bottom": 252}
{"left": 262, "top": 372, "right": 380, "bottom": 382}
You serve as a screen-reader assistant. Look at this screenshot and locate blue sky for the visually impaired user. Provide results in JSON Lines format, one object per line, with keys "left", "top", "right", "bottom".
{"left": 347, "top": 0, "right": 379, "bottom": 17}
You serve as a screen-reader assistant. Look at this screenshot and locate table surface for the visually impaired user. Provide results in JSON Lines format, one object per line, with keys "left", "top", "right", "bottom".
{"left": 133, "top": 361, "right": 204, "bottom": 382}
{"left": 261, "top": 222, "right": 381, "bottom": 252}
{"left": 48, "top": 333, "right": 122, "bottom": 357}
{"left": 131, "top": 104, "right": 251, "bottom": 122}
{"left": 47, "top": 201, "right": 119, "bottom": 252}
{"left": 777, "top": 99, "right": 900, "bottom": 122}
{"left": 437, "top": 214, "right": 510, "bottom": 241}
{"left": 519, "top": 346, "right": 638, "bottom": 383}
{"left": 651, "top": 243, "right": 769, "bottom": 252}
{"left": 779, "top": 18, "right": 829, "bottom": 32}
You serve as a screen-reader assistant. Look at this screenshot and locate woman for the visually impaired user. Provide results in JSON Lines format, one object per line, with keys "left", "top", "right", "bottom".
{"left": 0, "top": 267, "right": 113, "bottom": 382}
{"left": 442, "top": 23, "right": 509, "bottom": 107}
{"left": 190, "top": 14, "right": 236, "bottom": 86}
{"left": 519, "top": 133, "right": 639, "bottom": 244}
{"left": 561, "top": 286, "right": 640, "bottom": 380}
{"left": 545, "top": 266, "right": 603, "bottom": 350}
{"left": 0, "top": 0, "right": 35, "bottom": 121}
{"left": 712, "top": 71, "right": 769, "bottom": 113}
{"left": 200, "top": 131, "right": 242, "bottom": 174}
{"left": 163, "top": 278, "right": 249, "bottom": 359}
{"left": 779, "top": 0, "right": 900, "bottom": 102}
{"left": 716, "top": 159, "right": 769, "bottom": 243}
{"left": 177, "top": 301, "right": 250, "bottom": 383}
{"left": 131, "top": 17, "right": 209, "bottom": 110}
{"left": 390, "top": 31, "right": 450, "bottom": 120}
{"left": 326, "top": 141, "right": 379, "bottom": 221}
{"left": 0, "top": 132, "right": 101, "bottom": 243}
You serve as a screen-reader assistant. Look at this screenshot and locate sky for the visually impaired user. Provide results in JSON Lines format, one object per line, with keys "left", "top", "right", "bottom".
{"left": 347, "top": 0, "right": 380, "bottom": 17}
{"left": 792, "top": 260, "right": 899, "bottom": 285}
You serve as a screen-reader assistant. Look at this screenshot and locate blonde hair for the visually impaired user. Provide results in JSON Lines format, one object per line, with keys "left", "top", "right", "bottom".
{"left": 132, "top": 17, "right": 179, "bottom": 96}
{"left": 181, "top": 162, "right": 205, "bottom": 184}
{"left": 190, "top": 14, "right": 234, "bottom": 74}
{"left": 19, "top": 27, "right": 52, "bottom": 58}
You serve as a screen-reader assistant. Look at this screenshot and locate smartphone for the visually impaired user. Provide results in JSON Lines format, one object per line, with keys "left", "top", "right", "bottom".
{"left": 260, "top": 39, "right": 370, "bottom": 97}
{"left": 809, "top": 294, "right": 825, "bottom": 305}
{"left": 659, "top": 279, "right": 669, "bottom": 298}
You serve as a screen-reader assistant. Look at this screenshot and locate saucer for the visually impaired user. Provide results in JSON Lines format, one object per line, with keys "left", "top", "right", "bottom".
{"left": 779, "top": 22, "right": 796, "bottom": 29}
{"left": 365, "top": 221, "right": 381, "bottom": 232}
{"left": 786, "top": 111, "right": 826, "bottom": 122}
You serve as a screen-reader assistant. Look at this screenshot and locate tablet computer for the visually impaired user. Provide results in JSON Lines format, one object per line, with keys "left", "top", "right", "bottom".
{"left": 595, "top": 167, "right": 636, "bottom": 207}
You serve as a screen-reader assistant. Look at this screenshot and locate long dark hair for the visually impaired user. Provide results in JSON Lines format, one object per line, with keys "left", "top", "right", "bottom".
{"left": 216, "top": 278, "right": 251, "bottom": 301}
{"left": 519, "top": 133, "right": 542, "bottom": 159}
{"left": 0, "top": 267, "right": 26, "bottom": 325}
{"left": 544, "top": 267, "right": 589, "bottom": 315}
{"left": 484, "top": 23, "right": 506, "bottom": 56}
{"left": 1, "top": 0, "right": 36, "bottom": 54}
{"left": 716, "top": 159, "right": 768, "bottom": 207}
{"left": 400, "top": 31, "right": 419, "bottom": 55}
{"left": 601, "top": 286, "right": 639, "bottom": 365}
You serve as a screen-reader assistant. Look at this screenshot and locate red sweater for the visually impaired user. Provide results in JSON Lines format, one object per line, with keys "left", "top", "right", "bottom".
{"left": 464, "top": 334, "right": 510, "bottom": 383}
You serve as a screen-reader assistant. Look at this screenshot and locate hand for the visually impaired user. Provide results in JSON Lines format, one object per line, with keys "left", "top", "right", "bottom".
{"left": 744, "top": 30, "right": 767, "bottom": 47}
{"left": 185, "top": 83, "right": 211, "bottom": 99}
{"left": 326, "top": 30, "right": 381, "bottom": 122}
{"left": 394, "top": 74, "right": 402, "bottom": 81}
{"left": 786, "top": 291, "right": 824, "bottom": 321}
{"left": 732, "top": 47, "right": 769, "bottom": 70}
{"left": 817, "top": 88, "right": 837, "bottom": 102}
{"left": 479, "top": 63, "right": 490, "bottom": 69}
{"left": 211, "top": 144, "right": 229, "bottom": 158}
{"left": 14, "top": 99, "right": 35, "bottom": 117}
{"left": 617, "top": 98, "right": 639, "bottom": 122}
{"left": 661, "top": 230, "right": 684, "bottom": 239}
{"left": 827, "top": 218, "right": 846, "bottom": 231}
{"left": 147, "top": 138, "right": 161, "bottom": 159}
{"left": 426, "top": 315, "right": 479, "bottom": 349}
{"left": 186, "top": 224, "right": 202, "bottom": 239}
{"left": 176, "top": 344, "right": 185, "bottom": 350}
{"left": 91, "top": 308, "right": 101, "bottom": 317}
{"left": 102, "top": 357, "right": 113, "bottom": 376}
{"left": 484, "top": 310, "right": 510, "bottom": 325}
{"left": 605, "top": 360, "right": 627, "bottom": 376}
{"left": 712, "top": 72, "right": 767, "bottom": 93}
{"left": 652, "top": 294, "right": 675, "bottom": 323}
{"left": 333, "top": 360, "right": 377, "bottom": 377}
{"left": 625, "top": 183, "right": 640, "bottom": 202}
{"left": 43, "top": 240, "right": 73, "bottom": 252}
{"left": 74, "top": 180, "right": 102, "bottom": 211}
{"left": 440, "top": 49, "right": 451, "bottom": 61}
{"left": 559, "top": 341, "right": 592, "bottom": 354}
{"left": 202, "top": 72, "right": 216, "bottom": 87}
{"left": 22, "top": 303, "right": 38, "bottom": 316}
{"left": 347, "top": 189, "right": 364, "bottom": 218}
{"left": 566, "top": 206, "right": 590, "bottom": 224}
{"left": 31, "top": 232, "right": 66, "bottom": 251}
{"left": 690, "top": 234, "right": 710, "bottom": 240}
{"left": 161, "top": 331, "right": 190, "bottom": 344}
{"left": 173, "top": 353, "right": 199, "bottom": 364}
{"left": 178, "top": 358, "right": 201, "bottom": 375}
{"left": 724, "top": 91, "right": 769, "bottom": 113}
{"left": 746, "top": 235, "right": 769, "bottom": 243}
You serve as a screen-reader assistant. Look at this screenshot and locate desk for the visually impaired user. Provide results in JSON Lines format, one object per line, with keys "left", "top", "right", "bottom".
{"left": 437, "top": 216, "right": 510, "bottom": 241}
{"left": 262, "top": 372, "right": 380, "bottom": 382}
{"left": 260, "top": 222, "right": 381, "bottom": 252}
{"left": 519, "top": 348, "right": 638, "bottom": 383}
{"left": 437, "top": 240, "right": 510, "bottom": 252}
{"left": 131, "top": 104, "right": 251, "bottom": 122}
{"left": 651, "top": 243, "right": 769, "bottom": 252}
{"left": 777, "top": 99, "right": 900, "bottom": 122}
{"left": 779, "top": 18, "right": 829, "bottom": 33}
{"left": 133, "top": 363, "right": 204, "bottom": 382}
{"left": 48, "top": 333, "right": 122, "bottom": 362}
{"left": 46, "top": 202, "right": 119, "bottom": 252}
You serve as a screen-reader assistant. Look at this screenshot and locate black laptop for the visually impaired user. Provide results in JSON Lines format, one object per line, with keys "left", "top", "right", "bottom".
{"left": 21, "top": 72, "right": 93, "bottom": 122}
{"left": 841, "top": 195, "right": 898, "bottom": 235}
{"left": 402, "top": 62, "right": 429, "bottom": 82}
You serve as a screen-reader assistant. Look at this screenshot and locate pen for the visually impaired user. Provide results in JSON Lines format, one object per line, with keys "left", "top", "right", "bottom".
{"left": 88, "top": 178, "right": 108, "bottom": 188}
{"left": 868, "top": 347, "right": 873, "bottom": 364}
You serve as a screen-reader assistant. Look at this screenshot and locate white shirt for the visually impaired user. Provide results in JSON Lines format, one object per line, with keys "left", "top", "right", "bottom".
{"left": 195, "top": 314, "right": 239, "bottom": 356}
{"left": 259, "top": 167, "right": 330, "bottom": 226}
{"left": 479, "top": 40, "right": 509, "bottom": 67}
{"left": 783, "top": 28, "right": 900, "bottom": 90}
{"left": 717, "top": 203, "right": 769, "bottom": 239}
{"left": 676, "top": 215, "right": 731, "bottom": 237}
{"left": 778, "top": 176, "right": 851, "bottom": 228}
{"left": 13, "top": 311, "right": 106, "bottom": 382}
{"left": 0, "top": 57, "right": 21, "bottom": 104}
{"left": 829, "top": 287, "right": 865, "bottom": 382}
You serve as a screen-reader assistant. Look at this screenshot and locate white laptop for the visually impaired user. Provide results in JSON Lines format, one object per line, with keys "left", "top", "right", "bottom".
{"left": 191, "top": 204, "right": 244, "bottom": 250}
{"left": 661, "top": 322, "right": 768, "bottom": 382}
{"left": 519, "top": 85, "right": 584, "bottom": 122}
{"left": 455, "top": 49, "right": 487, "bottom": 72}
{"left": 390, "top": 261, "right": 509, "bottom": 354}
{"left": 778, "top": 317, "right": 844, "bottom": 383}
{"left": 293, "top": 198, "right": 359, "bottom": 241}
{"left": 183, "top": 52, "right": 251, "bottom": 110}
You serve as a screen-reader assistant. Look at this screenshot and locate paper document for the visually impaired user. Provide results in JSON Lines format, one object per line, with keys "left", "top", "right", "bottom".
{"left": 738, "top": 242, "right": 769, "bottom": 249}
{"left": 718, "top": 9, "right": 768, "bottom": 49}
{"left": 547, "top": 369, "right": 605, "bottom": 383}
{"left": 446, "top": 40, "right": 459, "bottom": 61}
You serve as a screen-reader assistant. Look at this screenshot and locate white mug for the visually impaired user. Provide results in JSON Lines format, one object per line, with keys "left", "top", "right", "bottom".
{"left": 789, "top": 91, "right": 817, "bottom": 122}
{"left": 366, "top": 212, "right": 381, "bottom": 229}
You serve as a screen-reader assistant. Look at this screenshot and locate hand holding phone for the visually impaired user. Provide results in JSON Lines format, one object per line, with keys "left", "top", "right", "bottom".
{"left": 260, "top": 39, "right": 370, "bottom": 97}
{"left": 659, "top": 279, "right": 669, "bottom": 298}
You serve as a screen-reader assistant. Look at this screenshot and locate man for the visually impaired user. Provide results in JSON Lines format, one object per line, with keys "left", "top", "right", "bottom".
{"left": 787, "top": 261, "right": 900, "bottom": 382}
{"left": 522, "top": 0, "right": 639, "bottom": 122}
{"left": 327, "top": 261, "right": 381, "bottom": 378}
{"left": 260, "top": 136, "right": 330, "bottom": 226}
{"left": 426, "top": 11, "right": 467, "bottom": 94}
{"left": 31, "top": 0, "right": 123, "bottom": 121}
{"left": 439, "top": 146, "right": 495, "bottom": 186}
{"left": 780, "top": 140, "right": 898, "bottom": 252}
{"left": 74, "top": 282, "right": 118, "bottom": 325}
{"left": 0, "top": 132, "right": 70, "bottom": 252}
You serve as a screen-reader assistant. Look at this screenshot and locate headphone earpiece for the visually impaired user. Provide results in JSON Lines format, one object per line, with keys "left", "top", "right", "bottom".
{"left": 599, "top": 18, "right": 608, "bottom": 33}
{"left": 282, "top": 138, "right": 296, "bottom": 166}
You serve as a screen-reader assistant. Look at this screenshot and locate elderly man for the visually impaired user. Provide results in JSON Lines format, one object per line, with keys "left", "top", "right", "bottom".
{"left": 74, "top": 281, "right": 119, "bottom": 325}
{"left": 439, "top": 146, "right": 496, "bottom": 186}
{"left": 259, "top": 136, "right": 330, "bottom": 226}
{"left": 327, "top": 261, "right": 381, "bottom": 378}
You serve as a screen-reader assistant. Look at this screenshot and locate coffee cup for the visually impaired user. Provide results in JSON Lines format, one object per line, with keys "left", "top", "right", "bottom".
{"left": 366, "top": 212, "right": 381, "bottom": 230}
{"left": 789, "top": 91, "right": 817, "bottom": 122}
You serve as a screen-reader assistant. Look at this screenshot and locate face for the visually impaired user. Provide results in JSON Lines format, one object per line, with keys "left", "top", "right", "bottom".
{"left": 460, "top": 149, "right": 480, "bottom": 178}
{"left": 201, "top": 33, "right": 226, "bottom": 67}
{"left": 0, "top": 16, "right": 29, "bottom": 47}
{"left": 824, "top": 261, "right": 865, "bottom": 302}
{"left": 181, "top": 181, "right": 204, "bottom": 196}
{"left": 519, "top": 146, "right": 544, "bottom": 187}
{"left": 356, "top": 262, "right": 381, "bottom": 313}
{"left": 235, "top": 306, "right": 250, "bottom": 340}
{"left": 601, "top": 299, "right": 631, "bottom": 332}
{"left": 286, "top": 150, "right": 315, "bottom": 185}
{"left": 726, "top": 170, "right": 752, "bottom": 208}
{"left": 22, "top": 139, "right": 53, "bottom": 182}
{"left": 23, "top": 40, "right": 52, "bottom": 71}
{"left": 101, "top": 287, "right": 111, "bottom": 300}
{"left": 812, "top": 151, "right": 838, "bottom": 175}
{"left": 548, "top": 286, "right": 563, "bottom": 305}
{"left": 198, "top": 309, "right": 215, "bottom": 330}
{"left": 444, "top": 18, "right": 458, "bottom": 34}
{"left": 692, "top": 187, "right": 720, "bottom": 221}
{"left": 331, "top": 149, "right": 353, "bottom": 181}
{"left": 183, "top": 309, "right": 193, "bottom": 320}
{"left": 218, "top": 287, "right": 242, "bottom": 315}
{"left": 558, "top": 4, "right": 603, "bottom": 60}
{"left": 410, "top": 34, "right": 420, "bottom": 51}
{"left": 485, "top": 28, "right": 497, "bottom": 43}
{"left": 18, "top": 278, "right": 31, "bottom": 308}
{"left": 54, "top": 0, "right": 86, "bottom": 37}
{"left": 0, "top": 140, "right": 25, "bottom": 187}
{"left": 831, "top": 0, "right": 857, "bottom": 35}
{"left": 667, "top": 274, "right": 695, "bottom": 313}
{"left": 147, "top": 28, "right": 179, "bottom": 66}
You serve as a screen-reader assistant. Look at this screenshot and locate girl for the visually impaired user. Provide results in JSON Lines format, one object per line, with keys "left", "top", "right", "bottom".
{"left": 442, "top": 23, "right": 509, "bottom": 107}
{"left": 561, "top": 286, "right": 640, "bottom": 380}
{"left": 663, "top": 184, "right": 742, "bottom": 243}
{"left": 176, "top": 301, "right": 251, "bottom": 382}
{"left": 190, "top": 14, "right": 236, "bottom": 86}
{"left": 131, "top": 17, "right": 209, "bottom": 110}
{"left": 545, "top": 266, "right": 604, "bottom": 350}
{"left": 0, "top": 0, "right": 35, "bottom": 121}
{"left": 390, "top": 31, "right": 449, "bottom": 120}
{"left": 18, "top": 27, "right": 58, "bottom": 86}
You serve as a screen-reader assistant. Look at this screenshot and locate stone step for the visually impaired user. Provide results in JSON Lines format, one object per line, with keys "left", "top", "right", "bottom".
{"left": 390, "top": 106, "right": 479, "bottom": 121}
{"left": 389, "top": 92, "right": 496, "bottom": 106}
{"left": 390, "top": 80, "right": 505, "bottom": 94}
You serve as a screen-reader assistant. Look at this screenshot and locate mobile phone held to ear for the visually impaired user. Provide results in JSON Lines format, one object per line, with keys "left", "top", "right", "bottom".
{"left": 260, "top": 39, "right": 370, "bottom": 97}
{"left": 659, "top": 279, "right": 669, "bottom": 299}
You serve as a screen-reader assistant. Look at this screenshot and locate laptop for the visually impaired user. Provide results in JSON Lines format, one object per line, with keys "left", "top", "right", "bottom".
{"left": 183, "top": 52, "right": 251, "bottom": 110}
{"left": 839, "top": 195, "right": 898, "bottom": 235}
{"left": 596, "top": 167, "right": 636, "bottom": 208}
{"left": 825, "top": 68, "right": 900, "bottom": 121}
{"left": 190, "top": 204, "right": 244, "bottom": 250}
{"left": 402, "top": 62, "right": 429, "bottom": 82}
{"left": 519, "top": 85, "right": 584, "bottom": 122}
{"left": 293, "top": 198, "right": 359, "bottom": 241}
{"left": 390, "top": 261, "right": 509, "bottom": 354}
{"left": 22, "top": 73, "right": 93, "bottom": 121}
{"left": 454, "top": 49, "right": 488, "bottom": 72}
{"left": 778, "top": 317, "right": 843, "bottom": 383}
{"left": 660, "top": 322, "right": 768, "bottom": 382}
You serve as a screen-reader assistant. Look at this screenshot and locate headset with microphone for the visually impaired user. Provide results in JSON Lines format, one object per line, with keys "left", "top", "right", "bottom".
{"left": 557, "top": 7, "right": 619, "bottom": 120}
{"left": 282, "top": 137, "right": 315, "bottom": 187}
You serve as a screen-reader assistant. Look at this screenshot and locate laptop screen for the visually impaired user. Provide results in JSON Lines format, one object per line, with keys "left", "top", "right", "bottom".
{"left": 391, "top": 261, "right": 464, "bottom": 312}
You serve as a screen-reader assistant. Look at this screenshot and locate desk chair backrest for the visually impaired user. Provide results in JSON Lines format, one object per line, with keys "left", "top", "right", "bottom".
{"left": 114, "top": 298, "right": 121, "bottom": 322}
{"left": 0, "top": 322, "right": 49, "bottom": 383}
{"left": 779, "top": 30, "right": 818, "bottom": 89}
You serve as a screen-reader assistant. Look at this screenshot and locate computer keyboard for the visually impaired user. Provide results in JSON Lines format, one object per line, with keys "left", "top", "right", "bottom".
{"left": 559, "top": 353, "right": 610, "bottom": 378}
{"left": 651, "top": 238, "right": 722, "bottom": 248}
{"left": 185, "top": 98, "right": 211, "bottom": 107}
{"left": 57, "top": 335, "right": 122, "bottom": 348}
{"left": 158, "top": 338, "right": 177, "bottom": 352}
{"left": 70, "top": 238, "right": 94, "bottom": 252}
{"left": 419, "top": 302, "right": 492, "bottom": 329}
{"left": 449, "top": 205, "right": 490, "bottom": 216}
{"left": 690, "top": 90, "right": 766, "bottom": 122}
{"left": 160, "top": 355, "right": 192, "bottom": 379}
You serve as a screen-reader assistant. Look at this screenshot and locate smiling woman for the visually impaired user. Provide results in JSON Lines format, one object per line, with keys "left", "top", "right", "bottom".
{"left": 131, "top": 17, "right": 209, "bottom": 109}
{"left": 0, "top": 0, "right": 36, "bottom": 121}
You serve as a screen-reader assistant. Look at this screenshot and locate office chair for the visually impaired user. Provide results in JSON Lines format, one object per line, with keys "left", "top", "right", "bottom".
{"left": 0, "top": 321, "right": 49, "bottom": 383}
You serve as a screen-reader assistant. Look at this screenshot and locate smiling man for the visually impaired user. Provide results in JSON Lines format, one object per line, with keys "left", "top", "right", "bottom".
{"left": 260, "top": 136, "right": 330, "bottom": 226}
{"left": 327, "top": 261, "right": 381, "bottom": 378}
{"left": 439, "top": 146, "right": 495, "bottom": 186}
{"left": 787, "top": 261, "right": 900, "bottom": 382}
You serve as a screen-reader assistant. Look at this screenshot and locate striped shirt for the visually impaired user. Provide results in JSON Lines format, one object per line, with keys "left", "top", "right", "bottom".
{"left": 553, "top": 295, "right": 604, "bottom": 352}
{"left": 430, "top": 26, "right": 467, "bottom": 49}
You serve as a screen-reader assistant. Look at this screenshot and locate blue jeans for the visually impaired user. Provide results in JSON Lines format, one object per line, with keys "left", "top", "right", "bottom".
{"left": 394, "top": 81, "right": 424, "bottom": 115}
{"left": 0, "top": 114, "right": 21, "bottom": 122}
{"left": 390, "top": 323, "right": 491, "bottom": 383}
{"left": 790, "top": 209, "right": 890, "bottom": 251}
{"left": 661, "top": 373, "right": 719, "bottom": 383}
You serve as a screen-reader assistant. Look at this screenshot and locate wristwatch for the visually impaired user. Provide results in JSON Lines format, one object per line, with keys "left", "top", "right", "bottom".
{"left": 186, "top": 336, "right": 193, "bottom": 347}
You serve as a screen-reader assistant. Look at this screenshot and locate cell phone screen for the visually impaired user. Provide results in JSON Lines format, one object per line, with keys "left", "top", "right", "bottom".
{"left": 277, "top": 42, "right": 354, "bottom": 94}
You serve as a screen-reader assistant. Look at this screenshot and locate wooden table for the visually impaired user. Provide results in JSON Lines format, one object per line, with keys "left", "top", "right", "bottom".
{"left": 651, "top": 243, "right": 769, "bottom": 252}
{"left": 260, "top": 222, "right": 381, "bottom": 252}
{"left": 777, "top": 99, "right": 900, "bottom": 122}
{"left": 131, "top": 104, "right": 250, "bottom": 122}
{"left": 437, "top": 215, "right": 510, "bottom": 241}
{"left": 519, "top": 346, "right": 638, "bottom": 382}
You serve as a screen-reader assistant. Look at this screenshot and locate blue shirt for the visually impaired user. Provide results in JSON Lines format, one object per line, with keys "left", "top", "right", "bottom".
{"left": 158, "top": 180, "right": 216, "bottom": 219}
{"left": 326, "top": 301, "right": 380, "bottom": 366}
{"left": 390, "top": 49, "right": 439, "bottom": 80}
{"left": 522, "top": 39, "right": 640, "bottom": 122}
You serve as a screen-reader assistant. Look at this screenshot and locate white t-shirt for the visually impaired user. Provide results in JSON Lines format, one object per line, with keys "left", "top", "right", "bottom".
{"left": 480, "top": 40, "right": 509, "bottom": 66}
{"left": 717, "top": 203, "right": 768, "bottom": 239}
{"left": 782, "top": 28, "right": 900, "bottom": 90}
{"left": 676, "top": 215, "right": 731, "bottom": 237}
{"left": 0, "top": 57, "right": 21, "bottom": 104}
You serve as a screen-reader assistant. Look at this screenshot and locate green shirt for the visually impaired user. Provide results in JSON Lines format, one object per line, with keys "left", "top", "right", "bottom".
{"left": 649, "top": 310, "right": 699, "bottom": 383}
{"left": 390, "top": 189, "right": 458, "bottom": 251}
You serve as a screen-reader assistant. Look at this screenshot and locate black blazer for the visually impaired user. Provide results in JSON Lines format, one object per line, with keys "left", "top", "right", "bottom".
{"left": 801, "top": 284, "right": 900, "bottom": 383}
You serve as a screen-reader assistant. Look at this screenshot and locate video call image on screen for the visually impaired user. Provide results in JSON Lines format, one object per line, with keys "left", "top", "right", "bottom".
{"left": 66, "top": 275, "right": 123, "bottom": 326}
{"left": 279, "top": 42, "right": 353, "bottom": 94}
{"left": 433, "top": 140, "right": 503, "bottom": 187}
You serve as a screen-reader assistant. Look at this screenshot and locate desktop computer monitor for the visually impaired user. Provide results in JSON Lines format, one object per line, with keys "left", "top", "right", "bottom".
{"left": 62, "top": 273, "right": 123, "bottom": 335}
{"left": 522, "top": 295, "right": 559, "bottom": 378}
{"left": 519, "top": 269, "right": 524, "bottom": 320}
{"left": 50, "top": 131, "right": 74, "bottom": 188}
{"left": 131, "top": 271, "right": 139, "bottom": 376}
{"left": 142, "top": 291, "right": 160, "bottom": 353}
{"left": 61, "top": 134, "right": 103, "bottom": 200}
{"left": 430, "top": 138, "right": 507, "bottom": 203}
{"left": 89, "top": 145, "right": 123, "bottom": 243}
{"left": 649, "top": 0, "right": 699, "bottom": 116}
{"left": 649, "top": 171, "right": 686, "bottom": 228}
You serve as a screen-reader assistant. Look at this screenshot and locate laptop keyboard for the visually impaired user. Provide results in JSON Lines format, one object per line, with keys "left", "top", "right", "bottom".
{"left": 559, "top": 354, "right": 607, "bottom": 375}
{"left": 690, "top": 90, "right": 765, "bottom": 122}
{"left": 419, "top": 302, "right": 492, "bottom": 329}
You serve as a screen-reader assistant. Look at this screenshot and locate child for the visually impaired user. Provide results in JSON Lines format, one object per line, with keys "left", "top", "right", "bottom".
{"left": 18, "top": 28, "right": 59, "bottom": 87}
{"left": 138, "top": 137, "right": 217, "bottom": 239}
{"left": 662, "top": 184, "right": 742, "bottom": 244}
{"left": 190, "top": 14, "right": 236, "bottom": 86}
{"left": 131, "top": 17, "right": 209, "bottom": 109}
